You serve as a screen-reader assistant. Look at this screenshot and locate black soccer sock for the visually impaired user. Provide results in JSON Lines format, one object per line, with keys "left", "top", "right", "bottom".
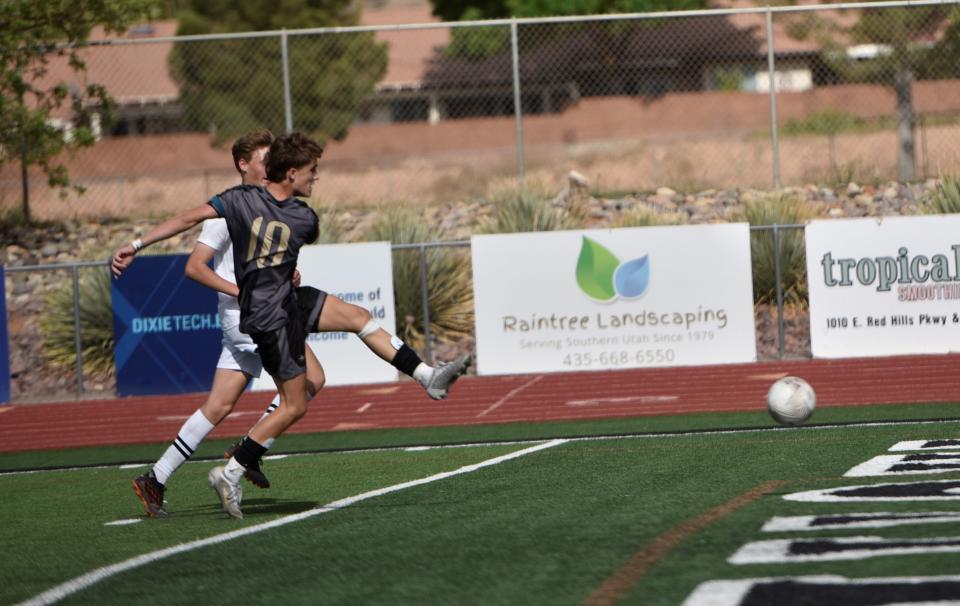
{"left": 390, "top": 344, "right": 423, "bottom": 378}
{"left": 233, "top": 436, "right": 268, "bottom": 469}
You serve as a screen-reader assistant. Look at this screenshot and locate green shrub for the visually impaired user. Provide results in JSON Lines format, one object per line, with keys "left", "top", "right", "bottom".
{"left": 480, "top": 183, "right": 584, "bottom": 234}
{"left": 923, "top": 175, "right": 960, "bottom": 214}
{"left": 784, "top": 110, "right": 862, "bottom": 136}
{"left": 40, "top": 266, "right": 115, "bottom": 377}
{"left": 738, "top": 193, "right": 814, "bottom": 305}
{"left": 365, "top": 207, "right": 473, "bottom": 350}
{"left": 444, "top": 8, "right": 510, "bottom": 61}
{"left": 712, "top": 67, "right": 744, "bottom": 92}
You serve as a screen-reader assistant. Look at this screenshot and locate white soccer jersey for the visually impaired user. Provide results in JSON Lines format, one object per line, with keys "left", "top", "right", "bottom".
{"left": 196, "top": 218, "right": 260, "bottom": 375}
{"left": 196, "top": 218, "right": 240, "bottom": 323}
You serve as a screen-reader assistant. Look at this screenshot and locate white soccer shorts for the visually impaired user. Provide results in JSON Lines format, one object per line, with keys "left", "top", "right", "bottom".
{"left": 217, "top": 320, "right": 263, "bottom": 378}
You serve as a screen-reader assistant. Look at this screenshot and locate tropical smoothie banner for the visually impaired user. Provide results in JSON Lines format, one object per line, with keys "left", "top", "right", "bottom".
{"left": 250, "top": 241, "right": 398, "bottom": 390}
{"left": 471, "top": 225, "right": 756, "bottom": 376}
{"left": 806, "top": 215, "right": 960, "bottom": 358}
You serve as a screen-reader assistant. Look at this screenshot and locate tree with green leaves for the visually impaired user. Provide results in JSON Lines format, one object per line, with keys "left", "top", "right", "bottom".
{"left": 0, "top": 0, "right": 160, "bottom": 222}
{"left": 797, "top": 5, "right": 955, "bottom": 182}
{"left": 434, "top": 0, "right": 710, "bottom": 99}
{"left": 432, "top": 0, "right": 706, "bottom": 21}
{"left": 169, "top": 0, "right": 387, "bottom": 142}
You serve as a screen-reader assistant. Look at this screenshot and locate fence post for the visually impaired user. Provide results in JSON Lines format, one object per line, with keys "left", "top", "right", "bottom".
{"left": 281, "top": 29, "right": 294, "bottom": 133}
{"left": 510, "top": 19, "right": 526, "bottom": 185}
{"left": 765, "top": 8, "right": 782, "bottom": 190}
{"left": 772, "top": 225, "right": 785, "bottom": 359}
{"left": 920, "top": 114, "right": 929, "bottom": 179}
{"left": 418, "top": 244, "right": 433, "bottom": 365}
{"left": 20, "top": 134, "right": 30, "bottom": 224}
{"left": 72, "top": 265, "right": 85, "bottom": 396}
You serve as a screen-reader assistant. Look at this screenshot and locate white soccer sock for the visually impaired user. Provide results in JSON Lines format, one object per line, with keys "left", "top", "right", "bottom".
{"left": 224, "top": 457, "right": 246, "bottom": 483}
{"left": 260, "top": 394, "right": 280, "bottom": 422}
{"left": 153, "top": 410, "right": 216, "bottom": 485}
{"left": 413, "top": 363, "right": 434, "bottom": 387}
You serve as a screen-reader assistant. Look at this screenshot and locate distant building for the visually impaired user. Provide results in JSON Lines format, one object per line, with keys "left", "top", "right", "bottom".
{"left": 38, "top": 21, "right": 181, "bottom": 138}
{"left": 33, "top": 1, "right": 935, "bottom": 136}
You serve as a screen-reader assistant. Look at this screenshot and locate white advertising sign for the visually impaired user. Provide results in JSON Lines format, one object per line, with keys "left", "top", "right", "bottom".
{"left": 251, "top": 241, "right": 397, "bottom": 390}
{"left": 471, "top": 225, "right": 756, "bottom": 375}
{"left": 806, "top": 215, "right": 960, "bottom": 358}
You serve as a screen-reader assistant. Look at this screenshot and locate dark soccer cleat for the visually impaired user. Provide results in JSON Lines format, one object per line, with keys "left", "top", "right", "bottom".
{"left": 426, "top": 354, "right": 472, "bottom": 400}
{"left": 224, "top": 439, "right": 271, "bottom": 489}
{"left": 132, "top": 471, "right": 168, "bottom": 518}
{"left": 223, "top": 440, "right": 240, "bottom": 460}
{"left": 242, "top": 458, "right": 271, "bottom": 489}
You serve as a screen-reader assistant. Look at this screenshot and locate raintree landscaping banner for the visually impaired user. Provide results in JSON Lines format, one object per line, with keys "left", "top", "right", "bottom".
{"left": 807, "top": 215, "right": 960, "bottom": 358}
{"left": 250, "top": 241, "right": 398, "bottom": 391}
{"left": 471, "top": 225, "right": 756, "bottom": 376}
{"left": 112, "top": 254, "right": 220, "bottom": 396}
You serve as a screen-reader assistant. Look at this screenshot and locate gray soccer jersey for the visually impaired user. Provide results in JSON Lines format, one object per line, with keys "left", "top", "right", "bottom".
{"left": 208, "top": 185, "right": 319, "bottom": 334}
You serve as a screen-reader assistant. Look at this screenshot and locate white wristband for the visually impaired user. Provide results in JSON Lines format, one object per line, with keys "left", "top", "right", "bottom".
{"left": 131, "top": 238, "right": 144, "bottom": 252}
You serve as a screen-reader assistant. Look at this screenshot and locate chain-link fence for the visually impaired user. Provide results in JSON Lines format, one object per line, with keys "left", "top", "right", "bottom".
{"left": 3, "top": 225, "right": 806, "bottom": 403}
{"left": 2, "top": 1, "right": 959, "bottom": 221}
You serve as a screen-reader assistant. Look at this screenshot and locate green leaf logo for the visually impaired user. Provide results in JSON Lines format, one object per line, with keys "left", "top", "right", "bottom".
{"left": 576, "top": 236, "right": 620, "bottom": 301}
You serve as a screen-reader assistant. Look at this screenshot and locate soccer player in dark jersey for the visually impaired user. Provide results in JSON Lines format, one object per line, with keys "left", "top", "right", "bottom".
{"left": 130, "top": 129, "right": 326, "bottom": 519}
{"left": 112, "top": 132, "right": 470, "bottom": 519}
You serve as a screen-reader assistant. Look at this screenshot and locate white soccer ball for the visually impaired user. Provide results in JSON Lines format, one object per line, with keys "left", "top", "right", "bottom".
{"left": 766, "top": 376, "right": 816, "bottom": 426}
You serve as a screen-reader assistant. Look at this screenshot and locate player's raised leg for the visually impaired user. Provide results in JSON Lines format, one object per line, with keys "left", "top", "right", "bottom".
{"left": 316, "top": 295, "right": 471, "bottom": 400}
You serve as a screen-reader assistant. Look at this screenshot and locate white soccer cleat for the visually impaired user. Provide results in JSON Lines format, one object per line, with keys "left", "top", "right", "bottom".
{"left": 207, "top": 465, "right": 244, "bottom": 520}
{"left": 425, "top": 354, "right": 471, "bottom": 400}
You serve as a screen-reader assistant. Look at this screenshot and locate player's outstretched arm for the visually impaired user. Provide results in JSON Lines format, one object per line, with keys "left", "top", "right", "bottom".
{"left": 185, "top": 243, "right": 240, "bottom": 297}
{"left": 111, "top": 203, "right": 219, "bottom": 278}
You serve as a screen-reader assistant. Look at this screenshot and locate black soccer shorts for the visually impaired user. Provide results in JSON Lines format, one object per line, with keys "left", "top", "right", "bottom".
{"left": 251, "top": 286, "right": 327, "bottom": 381}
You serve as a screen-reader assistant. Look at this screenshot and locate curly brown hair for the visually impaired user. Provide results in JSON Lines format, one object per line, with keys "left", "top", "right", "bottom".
{"left": 265, "top": 132, "right": 325, "bottom": 183}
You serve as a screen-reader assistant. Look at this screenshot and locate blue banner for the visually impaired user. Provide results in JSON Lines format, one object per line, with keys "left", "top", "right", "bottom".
{"left": 0, "top": 266, "right": 9, "bottom": 404}
{"left": 112, "top": 254, "right": 221, "bottom": 396}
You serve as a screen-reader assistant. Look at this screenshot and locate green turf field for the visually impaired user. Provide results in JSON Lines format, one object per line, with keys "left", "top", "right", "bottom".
{"left": 3, "top": 403, "right": 960, "bottom": 605}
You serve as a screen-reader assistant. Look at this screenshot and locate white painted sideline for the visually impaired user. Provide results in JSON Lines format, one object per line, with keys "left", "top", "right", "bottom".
{"left": 17, "top": 438, "right": 568, "bottom": 606}
{"left": 6, "top": 417, "right": 960, "bottom": 479}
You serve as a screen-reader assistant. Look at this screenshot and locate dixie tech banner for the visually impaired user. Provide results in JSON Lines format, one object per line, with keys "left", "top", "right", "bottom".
{"left": 112, "top": 254, "right": 220, "bottom": 395}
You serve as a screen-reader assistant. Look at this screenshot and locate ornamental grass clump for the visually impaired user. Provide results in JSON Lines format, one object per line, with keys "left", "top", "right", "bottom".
{"left": 479, "top": 183, "right": 584, "bottom": 234}
{"left": 615, "top": 205, "right": 685, "bottom": 228}
{"left": 40, "top": 266, "right": 115, "bottom": 377}
{"left": 738, "top": 193, "right": 814, "bottom": 305}
{"left": 365, "top": 207, "right": 473, "bottom": 350}
{"left": 923, "top": 175, "right": 960, "bottom": 215}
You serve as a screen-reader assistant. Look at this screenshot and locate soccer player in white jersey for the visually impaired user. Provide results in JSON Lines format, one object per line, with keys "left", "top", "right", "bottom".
{"left": 131, "top": 129, "right": 325, "bottom": 518}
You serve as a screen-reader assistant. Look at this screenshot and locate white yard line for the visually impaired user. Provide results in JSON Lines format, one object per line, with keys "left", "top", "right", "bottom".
{"left": 16, "top": 438, "right": 568, "bottom": 606}
{"left": 476, "top": 374, "right": 544, "bottom": 417}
